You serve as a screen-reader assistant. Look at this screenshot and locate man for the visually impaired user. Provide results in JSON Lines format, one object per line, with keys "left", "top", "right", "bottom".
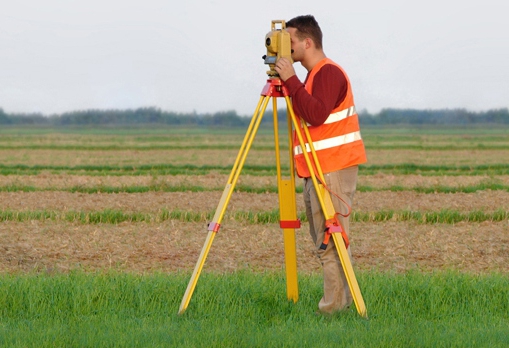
{"left": 275, "top": 15, "right": 367, "bottom": 315}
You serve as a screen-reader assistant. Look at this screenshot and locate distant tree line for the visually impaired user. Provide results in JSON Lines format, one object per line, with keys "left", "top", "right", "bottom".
{"left": 360, "top": 108, "right": 509, "bottom": 125}
{"left": 1, "top": 106, "right": 508, "bottom": 127}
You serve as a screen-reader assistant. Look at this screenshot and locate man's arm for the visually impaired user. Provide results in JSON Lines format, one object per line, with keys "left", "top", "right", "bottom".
{"left": 283, "top": 65, "right": 347, "bottom": 126}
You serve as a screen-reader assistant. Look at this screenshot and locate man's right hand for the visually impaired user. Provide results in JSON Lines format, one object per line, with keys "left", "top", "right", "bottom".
{"left": 274, "top": 57, "right": 295, "bottom": 81}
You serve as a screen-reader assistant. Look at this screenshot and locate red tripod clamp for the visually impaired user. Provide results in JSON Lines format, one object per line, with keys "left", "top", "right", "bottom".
{"left": 260, "top": 78, "right": 289, "bottom": 98}
{"left": 319, "top": 218, "right": 349, "bottom": 250}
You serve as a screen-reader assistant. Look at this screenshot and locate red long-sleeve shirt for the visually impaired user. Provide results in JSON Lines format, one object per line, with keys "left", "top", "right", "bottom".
{"left": 284, "top": 64, "right": 348, "bottom": 127}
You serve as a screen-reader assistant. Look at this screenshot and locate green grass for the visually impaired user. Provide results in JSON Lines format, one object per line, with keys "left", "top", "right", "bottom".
{"left": 2, "top": 163, "right": 509, "bottom": 176}
{"left": 360, "top": 125, "right": 509, "bottom": 136}
{"left": 353, "top": 209, "right": 509, "bottom": 223}
{"left": 2, "top": 181, "right": 509, "bottom": 194}
{"left": 360, "top": 182, "right": 509, "bottom": 193}
{"left": 0, "top": 144, "right": 281, "bottom": 151}
{"left": 0, "top": 163, "right": 278, "bottom": 176}
{"left": 0, "top": 270, "right": 507, "bottom": 347}
{"left": 3, "top": 143, "right": 509, "bottom": 150}
{"left": 0, "top": 208, "right": 507, "bottom": 225}
{"left": 0, "top": 126, "right": 277, "bottom": 136}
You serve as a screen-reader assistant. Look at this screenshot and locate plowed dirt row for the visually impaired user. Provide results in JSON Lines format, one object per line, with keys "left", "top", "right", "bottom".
{"left": 2, "top": 149, "right": 509, "bottom": 166}
{"left": 2, "top": 173, "right": 509, "bottom": 189}
{"left": 1, "top": 220, "right": 507, "bottom": 274}
{"left": 1, "top": 190, "right": 508, "bottom": 213}
{"left": 2, "top": 178, "right": 508, "bottom": 275}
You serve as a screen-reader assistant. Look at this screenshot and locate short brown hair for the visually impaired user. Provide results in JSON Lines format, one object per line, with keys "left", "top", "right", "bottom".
{"left": 286, "top": 15, "right": 323, "bottom": 49}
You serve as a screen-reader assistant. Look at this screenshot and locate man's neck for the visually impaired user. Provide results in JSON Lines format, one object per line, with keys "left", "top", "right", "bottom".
{"left": 302, "top": 51, "right": 327, "bottom": 72}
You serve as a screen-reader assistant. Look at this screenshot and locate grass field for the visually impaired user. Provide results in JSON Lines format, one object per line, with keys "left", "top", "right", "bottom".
{"left": 0, "top": 125, "right": 508, "bottom": 347}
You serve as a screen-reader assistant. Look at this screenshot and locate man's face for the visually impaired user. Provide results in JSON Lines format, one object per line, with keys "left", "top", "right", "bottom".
{"left": 287, "top": 27, "right": 305, "bottom": 62}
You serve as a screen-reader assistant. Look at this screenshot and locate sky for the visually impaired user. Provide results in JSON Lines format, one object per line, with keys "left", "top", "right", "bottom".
{"left": 1, "top": 0, "right": 508, "bottom": 116}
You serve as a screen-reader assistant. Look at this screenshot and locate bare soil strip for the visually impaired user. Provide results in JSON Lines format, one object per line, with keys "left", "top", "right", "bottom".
{"left": 2, "top": 173, "right": 508, "bottom": 191}
{"left": 1, "top": 190, "right": 508, "bottom": 214}
{"left": 3, "top": 185, "right": 507, "bottom": 275}
{"left": 2, "top": 149, "right": 509, "bottom": 166}
{"left": 1, "top": 220, "right": 507, "bottom": 274}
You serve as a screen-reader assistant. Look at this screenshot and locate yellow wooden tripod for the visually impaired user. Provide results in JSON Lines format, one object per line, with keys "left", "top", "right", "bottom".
{"left": 178, "top": 77, "right": 368, "bottom": 318}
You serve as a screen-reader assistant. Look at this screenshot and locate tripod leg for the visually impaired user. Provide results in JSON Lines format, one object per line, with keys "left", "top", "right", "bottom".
{"left": 272, "top": 97, "right": 299, "bottom": 302}
{"left": 178, "top": 95, "right": 271, "bottom": 315}
{"left": 279, "top": 179, "right": 299, "bottom": 301}
{"left": 331, "top": 233, "right": 368, "bottom": 318}
{"left": 318, "top": 184, "right": 368, "bottom": 318}
{"left": 178, "top": 184, "right": 231, "bottom": 314}
{"left": 285, "top": 96, "right": 368, "bottom": 318}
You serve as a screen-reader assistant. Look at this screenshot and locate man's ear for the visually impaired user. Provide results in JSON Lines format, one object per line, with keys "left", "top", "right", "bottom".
{"left": 304, "top": 37, "right": 313, "bottom": 49}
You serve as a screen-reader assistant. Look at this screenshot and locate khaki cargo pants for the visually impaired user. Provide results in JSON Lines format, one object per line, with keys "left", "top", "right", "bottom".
{"left": 303, "top": 165, "right": 358, "bottom": 314}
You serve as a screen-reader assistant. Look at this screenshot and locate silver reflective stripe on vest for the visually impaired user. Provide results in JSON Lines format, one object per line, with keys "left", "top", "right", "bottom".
{"left": 305, "top": 106, "right": 357, "bottom": 126}
{"left": 294, "top": 130, "right": 362, "bottom": 155}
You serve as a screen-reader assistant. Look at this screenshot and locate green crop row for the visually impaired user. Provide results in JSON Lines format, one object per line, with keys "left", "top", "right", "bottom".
{"left": 1, "top": 163, "right": 509, "bottom": 176}
{"left": 0, "top": 208, "right": 507, "bottom": 225}
{"left": 2, "top": 143, "right": 509, "bottom": 150}
{"left": 1, "top": 182, "right": 508, "bottom": 194}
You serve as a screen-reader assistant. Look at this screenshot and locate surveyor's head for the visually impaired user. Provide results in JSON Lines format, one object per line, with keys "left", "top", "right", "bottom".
{"left": 286, "top": 15, "right": 323, "bottom": 50}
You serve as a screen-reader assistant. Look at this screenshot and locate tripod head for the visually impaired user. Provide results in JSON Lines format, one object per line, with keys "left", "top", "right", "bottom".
{"left": 262, "top": 20, "right": 293, "bottom": 78}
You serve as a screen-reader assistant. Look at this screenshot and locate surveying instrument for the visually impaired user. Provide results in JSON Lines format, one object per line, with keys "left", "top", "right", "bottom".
{"left": 178, "top": 20, "right": 368, "bottom": 318}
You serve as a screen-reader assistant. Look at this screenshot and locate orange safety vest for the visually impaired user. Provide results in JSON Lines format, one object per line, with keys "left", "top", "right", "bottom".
{"left": 293, "top": 58, "right": 367, "bottom": 178}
